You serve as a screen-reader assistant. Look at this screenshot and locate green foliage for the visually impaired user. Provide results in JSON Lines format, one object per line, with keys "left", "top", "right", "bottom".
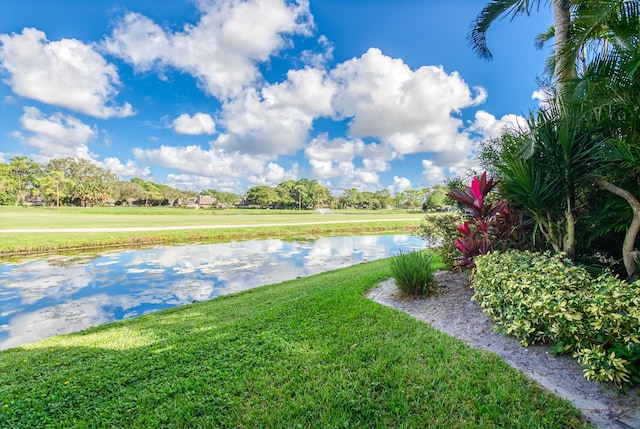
{"left": 473, "top": 250, "right": 640, "bottom": 385}
{"left": 448, "top": 172, "right": 513, "bottom": 269}
{"left": 389, "top": 250, "right": 443, "bottom": 296}
{"left": 419, "top": 214, "right": 461, "bottom": 269}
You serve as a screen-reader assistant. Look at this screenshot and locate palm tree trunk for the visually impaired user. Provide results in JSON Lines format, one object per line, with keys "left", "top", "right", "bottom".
{"left": 563, "top": 208, "right": 576, "bottom": 260}
{"left": 594, "top": 176, "right": 640, "bottom": 278}
{"left": 553, "top": 0, "right": 573, "bottom": 82}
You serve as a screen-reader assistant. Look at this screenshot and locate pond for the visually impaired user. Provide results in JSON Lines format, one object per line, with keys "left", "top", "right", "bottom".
{"left": 0, "top": 234, "right": 428, "bottom": 350}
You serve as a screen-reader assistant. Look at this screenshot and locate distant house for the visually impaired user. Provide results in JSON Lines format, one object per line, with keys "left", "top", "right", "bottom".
{"left": 197, "top": 195, "right": 215, "bottom": 208}
{"left": 186, "top": 195, "right": 216, "bottom": 209}
{"left": 23, "top": 195, "right": 46, "bottom": 206}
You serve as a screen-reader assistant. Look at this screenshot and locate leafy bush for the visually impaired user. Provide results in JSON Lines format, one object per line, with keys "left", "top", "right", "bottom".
{"left": 419, "top": 214, "right": 461, "bottom": 269}
{"left": 389, "top": 250, "right": 443, "bottom": 296}
{"left": 473, "top": 250, "right": 640, "bottom": 385}
{"left": 447, "top": 172, "right": 514, "bottom": 269}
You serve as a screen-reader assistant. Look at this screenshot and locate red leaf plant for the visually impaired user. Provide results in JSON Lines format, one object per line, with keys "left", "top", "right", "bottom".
{"left": 447, "top": 172, "right": 511, "bottom": 269}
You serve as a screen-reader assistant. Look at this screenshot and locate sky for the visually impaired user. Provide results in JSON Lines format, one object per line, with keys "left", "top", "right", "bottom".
{"left": 0, "top": 0, "right": 553, "bottom": 196}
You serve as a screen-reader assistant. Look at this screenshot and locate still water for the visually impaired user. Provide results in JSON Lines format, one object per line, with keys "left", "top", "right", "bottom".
{"left": 0, "top": 234, "right": 427, "bottom": 350}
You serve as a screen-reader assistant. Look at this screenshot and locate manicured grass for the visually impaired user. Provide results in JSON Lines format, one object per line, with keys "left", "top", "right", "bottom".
{"left": 0, "top": 206, "right": 423, "bottom": 229}
{"left": 0, "top": 260, "right": 589, "bottom": 428}
{"left": 0, "top": 207, "right": 425, "bottom": 257}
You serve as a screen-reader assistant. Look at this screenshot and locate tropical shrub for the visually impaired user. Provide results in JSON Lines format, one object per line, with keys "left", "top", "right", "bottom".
{"left": 419, "top": 213, "right": 461, "bottom": 269}
{"left": 389, "top": 250, "right": 443, "bottom": 296}
{"left": 447, "top": 172, "right": 513, "bottom": 269}
{"left": 473, "top": 250, "right": 640, "bottom": 385}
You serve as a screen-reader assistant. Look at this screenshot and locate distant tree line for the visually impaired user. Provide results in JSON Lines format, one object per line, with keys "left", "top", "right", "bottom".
{"left": 0, "top": 155, "right": 451, "bottom": 210}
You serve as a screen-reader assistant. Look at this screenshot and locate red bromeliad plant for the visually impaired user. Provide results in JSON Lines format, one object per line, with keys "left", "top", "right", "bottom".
{"left": 447, "top": 172, "right": 511, "bottom": 269}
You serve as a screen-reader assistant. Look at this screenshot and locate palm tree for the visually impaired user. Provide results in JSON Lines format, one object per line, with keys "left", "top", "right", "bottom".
{"left": 488, "top": 104, "right": 603, "bottom": 260}
{"left": 468, "top": 0, "right": 573, "bottom": 81}
{"left": 567, "top": 0, "right": 640, "bottom": 277}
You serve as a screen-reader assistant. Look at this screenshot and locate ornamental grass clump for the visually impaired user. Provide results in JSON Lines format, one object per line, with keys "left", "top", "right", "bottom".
{"left": 389, "top": 250, "right": 442, "bottom": 296}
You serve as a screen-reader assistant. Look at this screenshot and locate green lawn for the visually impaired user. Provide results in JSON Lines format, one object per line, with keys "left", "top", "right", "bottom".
{"left": 0, "top": 207, "right": 425, "bottom": 257}
{"left": 0, "top": 206, "right": 424, "bottom": 229}
{"left": 0, "top": 260, "right": 589, "bottom": 428}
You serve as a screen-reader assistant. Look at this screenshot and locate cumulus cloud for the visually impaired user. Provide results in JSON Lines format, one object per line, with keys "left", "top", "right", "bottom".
{"left": 103, "top": 0, "right": 314, "bottom": 99}
{"left": 305, "top": 134, "right": 357, "bottom": 163}
{"left": 421, "top": 159, "right": 447, "bottom": 187}
{"left": 330, "top": 48, "right": 486, "bottom": 155}
{"left": 301, "top": 34, "right": 333, "bottom": 68}
{"left": 532, "top": 87, "right": 554, "bottom": 110}
{"left": 13, "top": 107, "right": 97, "bottom": 160}
{"left": 304, "top": 134, "right": 390, "bottom": 186}
{"left": 172, "top": 113, "right": 216, "bottom": 135}
{"left": 215, "top": 67, "right": 335, "bottom": 154}
{"left": 469, "top": 110, "right": 526, "bottom": 141}
{"left": 0, "top": 28, "right": 133, "bottom": 118}
{"left": 133, "top": 145, "right": 269, "bottom": 178}
{"left": 388, "top": 176, "right": 412, "bottom": 195}
{"left": 100, "top": 157, "right": 152, "bottom": 179}
{"left": 247, "top": 161, "right": 298, "bottom": 186}
{"left": 166, "top": 173, "right": 243, "bottom": 192}
{"left": 335, "top": 163, "right": 380, "bottom": 190}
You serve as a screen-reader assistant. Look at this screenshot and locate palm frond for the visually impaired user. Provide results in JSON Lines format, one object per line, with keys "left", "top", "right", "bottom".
{"left": 535, "top": 25, "right": 555, "bottom": 50}
{"left": 468, "top": 0, "right": 541, "bottom": 59}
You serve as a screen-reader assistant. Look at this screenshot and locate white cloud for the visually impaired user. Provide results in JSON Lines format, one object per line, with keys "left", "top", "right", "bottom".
{"left": 388, "top": 176, "right": 412, "bottom": 195}
{"left": 337, "top": 163, "right": 379, "bottom": 186}
{"left": 133, "top": 145, "right": 269, "bottom": 178}
{"left": 215, "top": 67, "right": 335, "bottom": 154}
{"left": 330, "top": 48, "right": 486, "bottom": 155}
{"left": 421, "top": 154, "right": 482, "bottom": 188}
{"left": 101, "top": 157, "right": 152, "bottom": 179}
{"left": 247, "top": 162, "right": 298, "bottom": 186}
{"left": 362, "top": 158, "right": 389, "bottom": 173}
{"left": 532, "top": 87, "right": 554, "bottom": 110}
{"left": 303, "top": 134, "right": 394, "bottom": 192}
{"left": 172, "top": 113, "right": 216, "bottom": 135}
{"left": 421, "top": 159, "right": 447, "bottom": 187}
{"left": 301, "top": 34, "right": 333, "bottom": 68}
{"left": 165, "top": 173, "right": 243, "bottom": 192}
{"left": 14, "top": 107, "right": 97, "bottom": 160}
{"left": 308, "top": 159, "right": 334, "bottom": 179}
{"left": 0, "top": 28, "right": 133, "bottom": 118}
{"left": 469, "top": 110, "right": 526, "bottom": 141}
{"left": 103, "top": 0, "right": 314, "bottom": 99}
{"left": 305, "top": 135, "right": 356, "bottom": 163}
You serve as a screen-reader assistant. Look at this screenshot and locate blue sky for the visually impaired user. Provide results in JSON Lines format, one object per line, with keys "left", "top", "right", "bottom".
{"left": 0, "top": 0, "right": 552, "bottom": 195}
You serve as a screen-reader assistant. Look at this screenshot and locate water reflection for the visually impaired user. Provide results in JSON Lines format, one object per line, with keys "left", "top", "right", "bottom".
{"left": 0, "top": 234, "right": 426, "bottom": 350}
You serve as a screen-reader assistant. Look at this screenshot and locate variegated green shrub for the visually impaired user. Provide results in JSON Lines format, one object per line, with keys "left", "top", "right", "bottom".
{"left": 472, "top": 250, "right": 640, "bottom": 385}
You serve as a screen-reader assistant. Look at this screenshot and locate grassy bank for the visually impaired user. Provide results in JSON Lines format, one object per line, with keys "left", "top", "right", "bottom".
{"left": 0, "top": 260, "right": 589, "bottom": 428}
{"left": 0, "top": 221, "right": 419, "bottom": 257}
{"left": 0, "top": 207, "right": 424, "bottom": 257}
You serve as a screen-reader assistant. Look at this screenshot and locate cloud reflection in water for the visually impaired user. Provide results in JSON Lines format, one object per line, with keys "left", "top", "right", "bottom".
{"left": 0, "top": 234, "right": 426, "bottom": 349}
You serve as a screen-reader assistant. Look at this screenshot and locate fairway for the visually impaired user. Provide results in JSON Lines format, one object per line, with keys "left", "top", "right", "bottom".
{"left": 0, "top": 206, "right": 429, "bottom": 257}
{"left": 0, "top": 206, "right": 424, "bottom": 230}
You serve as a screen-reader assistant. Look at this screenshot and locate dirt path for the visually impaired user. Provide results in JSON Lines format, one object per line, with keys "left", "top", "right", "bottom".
{"left": 367, "top": 272, "right": 640, "bottom": 429}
